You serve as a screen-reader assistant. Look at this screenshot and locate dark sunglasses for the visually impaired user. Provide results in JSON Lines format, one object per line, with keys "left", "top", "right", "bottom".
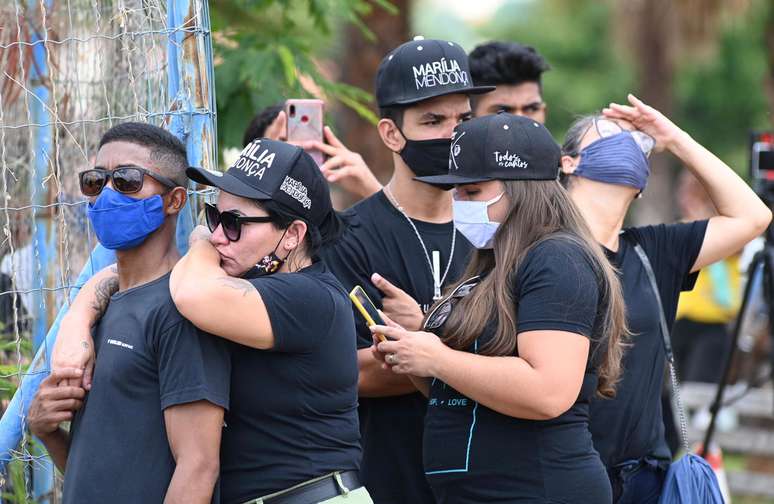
{"left": 79, "top": 166, "right": 179, "bottom": 197}
{"left": 423, "top": 275, "right": 482, "bottom": 331}
{"left": 204, "top": 203, "right": 273, "bottom": 242}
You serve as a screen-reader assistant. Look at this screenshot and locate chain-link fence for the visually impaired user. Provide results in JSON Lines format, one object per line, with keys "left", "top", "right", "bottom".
{"left": 0, "top": 1, "right": 216, "bottom": 501}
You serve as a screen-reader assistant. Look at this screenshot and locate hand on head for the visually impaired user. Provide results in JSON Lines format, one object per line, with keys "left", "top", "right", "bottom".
{"left": 602, "top": 94, "right": 683, "bottom": 153}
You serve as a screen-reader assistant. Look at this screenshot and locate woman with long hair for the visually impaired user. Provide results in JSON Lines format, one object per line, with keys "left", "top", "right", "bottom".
{"left": 371, "top": 113, "right": 627, "bottom": 503}
{"left": 559, "top": 95, "right": 770, "bottom": 503}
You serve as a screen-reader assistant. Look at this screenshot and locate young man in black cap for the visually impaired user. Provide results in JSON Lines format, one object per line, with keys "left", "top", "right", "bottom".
{"left": 320, "top": 36, "right": 493, "bottom": 504}
{"left": 468, "top": 41, "right": 550, "bottom": 123}
{"left": 33, "top": 122, "right": 231, "bottom": 504}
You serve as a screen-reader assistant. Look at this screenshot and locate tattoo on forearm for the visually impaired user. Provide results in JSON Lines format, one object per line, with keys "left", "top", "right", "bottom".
{"left": 90, "top": 276, "right": 119, "bottom": 323}
{"left": 219, "top": 277, "right": 254, "bottom": 297}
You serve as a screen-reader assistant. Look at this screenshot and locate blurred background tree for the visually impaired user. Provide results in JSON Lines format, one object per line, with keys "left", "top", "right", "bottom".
{"left": 213, "top": 0, "right": 772, "bottom": 220}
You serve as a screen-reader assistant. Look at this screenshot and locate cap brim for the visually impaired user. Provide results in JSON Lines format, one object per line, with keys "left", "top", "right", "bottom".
{"left": 186, "top": 167, "right": 273, "bottom": 201}
{"left": 388, "top": 85, "right": 496, "bottom": 106}
{"left": 414, "top": 173, "right": 493, "bottom": 187}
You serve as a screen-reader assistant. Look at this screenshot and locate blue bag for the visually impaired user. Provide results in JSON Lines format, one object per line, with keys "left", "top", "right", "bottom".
{"left": 659, "top": 454, "right": 724, "bottom": 504}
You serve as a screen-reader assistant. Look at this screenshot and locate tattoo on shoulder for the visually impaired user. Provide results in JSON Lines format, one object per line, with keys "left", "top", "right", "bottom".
{"left": 219, "top": 277, "right": 255, "bottom": 297}
{"left": 90, "top": 276, "right": 119, "bottom": 322}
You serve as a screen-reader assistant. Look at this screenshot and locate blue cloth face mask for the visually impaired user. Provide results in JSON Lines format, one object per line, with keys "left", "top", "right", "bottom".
{"left": 452, "top": 193, "right": 504, "bottom": 249}
{"left": 87, "top": 187, "right": 166, "bottom": 250}
{"left": 573, "top": 132, "right": 650, "bottom": 191}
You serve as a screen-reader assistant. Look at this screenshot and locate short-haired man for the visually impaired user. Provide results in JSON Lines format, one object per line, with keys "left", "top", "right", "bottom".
{"left": 29, "top": 122, "right": 231, "bottom": 504}
{"left": 468, "top": 41, "right": 550, "bottom": 122}
{"left": 320, "top": 36, "right": 493, "bottom": 504}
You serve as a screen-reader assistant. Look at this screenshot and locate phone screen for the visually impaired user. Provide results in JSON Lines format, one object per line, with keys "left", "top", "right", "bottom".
{"left": 350, "top": 286, "right": 384, "bottom": 326}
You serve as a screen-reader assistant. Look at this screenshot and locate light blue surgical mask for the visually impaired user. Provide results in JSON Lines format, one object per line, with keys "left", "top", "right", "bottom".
{"left": 574, "top": 132, "right": 650, "bottom": 191}
{"left": 452, "top": 192, "right": 504, "bottom": 249}
{"left": 87, "top": 187, "right": 166, "bottom": 250}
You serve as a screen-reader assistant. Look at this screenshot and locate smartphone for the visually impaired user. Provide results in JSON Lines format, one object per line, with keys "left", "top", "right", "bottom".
{"left": 349, "top": 286, "right": 388, "bottom": 343}
{"left": 285, "top": 99, "right": 324, "bottom": 166}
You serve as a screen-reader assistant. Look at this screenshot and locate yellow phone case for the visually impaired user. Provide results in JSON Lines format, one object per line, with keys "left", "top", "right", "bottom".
{"left": 349, "top": 287, "right": 387, "bottom": 343}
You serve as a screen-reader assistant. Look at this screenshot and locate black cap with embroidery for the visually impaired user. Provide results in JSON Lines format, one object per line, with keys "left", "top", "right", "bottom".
{"left": 187, "top": 138, "right": 332, "bottom": 226}
{"left": 376, "top": 36, "right": 495, "bottom": 107}
{"left": 416, "top": 113, "right": 561, "bottom": 186}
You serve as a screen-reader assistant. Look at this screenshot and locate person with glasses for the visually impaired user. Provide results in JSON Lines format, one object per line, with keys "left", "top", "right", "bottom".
{"left": 560, "top": 95, "right": 771, "bottom": 503}
{"left": 368, "top": 113, "right": 627, "bottom": 503}
{"left": 38, "top": 122, "right": 231, "bottom": 504}
{"left": 468, "top": 41, "right": 550, "bottom": 122}
{"left": 168, "top": 138, "right": 371, "bottom": 504}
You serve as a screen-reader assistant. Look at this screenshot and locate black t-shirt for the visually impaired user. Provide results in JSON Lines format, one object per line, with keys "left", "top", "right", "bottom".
{"left": 590, "top": 220, "right": 708, "bottom": 468}
{"left": 219, "top": 261, "right": 361, "bottom": 504}
{"left": 319, "top": 191, "right": 472, "bottom": 504}
{"left": 424, "top": 237, "right": 611, "bottom": 504}
{"left": 63, "top": 272, "right": 231, "bottom": 504}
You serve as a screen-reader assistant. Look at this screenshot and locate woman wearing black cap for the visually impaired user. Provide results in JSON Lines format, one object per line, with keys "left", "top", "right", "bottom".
{"left": 169, "top": 139, "right": 373, "bottom": 504}
{"left": 371, "top": 113, "right": 627, "bottom": 503}
{"left": 558, "top": 95, "right": 771, "bottom": 502}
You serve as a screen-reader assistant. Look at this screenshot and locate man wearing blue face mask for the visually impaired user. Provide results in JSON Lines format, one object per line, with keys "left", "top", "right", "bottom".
{"left": 560, "top": 95, "right": 772, "bottom": 503}
{"left": 29, "top": 122, "right": 231, "bottom": 504}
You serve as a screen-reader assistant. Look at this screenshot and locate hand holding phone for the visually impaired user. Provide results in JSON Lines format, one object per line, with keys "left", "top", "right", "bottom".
{"left": 349, "top": 286, "right": 388, "bottom": 343}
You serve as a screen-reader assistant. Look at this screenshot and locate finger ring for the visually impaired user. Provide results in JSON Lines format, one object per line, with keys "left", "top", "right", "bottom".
{"left": 386, "top": 353, "right": 397, "bottom": 365}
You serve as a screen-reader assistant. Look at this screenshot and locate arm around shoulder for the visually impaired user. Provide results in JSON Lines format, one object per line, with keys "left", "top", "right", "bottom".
{"left": 170, "top": 240, "right": 275, "bottom": 349}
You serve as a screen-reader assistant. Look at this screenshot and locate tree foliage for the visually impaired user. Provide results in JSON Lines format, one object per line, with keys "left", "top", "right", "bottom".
{"left": 212, "top": 0, "right": 395, "bottom": 150}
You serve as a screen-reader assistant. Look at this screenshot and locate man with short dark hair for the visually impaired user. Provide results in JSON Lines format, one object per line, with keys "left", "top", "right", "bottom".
{"left": 320, "top": 36, "right": 493, "bottom": 504}
{"left": 30, "top": 122, "right": 231, "bottom": 504}
{"left": 468, "top": 41, "right": 550, "bottom": 122}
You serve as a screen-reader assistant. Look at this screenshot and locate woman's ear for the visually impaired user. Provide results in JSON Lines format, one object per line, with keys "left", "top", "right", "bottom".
{"left": 284, "top": 220, "right": 308, "bottom": 251}
{"left": 165, "top": 187, "right": 187, "bottom": 215}
{"left": 377, "top": 119, "right": 405, "bottom": 153}
{"left": 560, "top": 155, "right": 578, "bottom": 175}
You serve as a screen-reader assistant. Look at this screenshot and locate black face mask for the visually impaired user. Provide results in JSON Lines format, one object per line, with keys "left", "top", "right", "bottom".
{"left": 241, "top": 230, "right": 289, "bottom": 279}
{"left": 396, "top": 128, "right": 452, "bottom": 179}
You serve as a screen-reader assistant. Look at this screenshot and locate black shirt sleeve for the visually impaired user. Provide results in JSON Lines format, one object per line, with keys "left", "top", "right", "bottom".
{"left": 249, "top": 273, "right": 336, "bottom": 353}
{"left": 155, "top": 319, "right": 231, "bottom": 411}
{"left": 623, "top": 219, "right": 709, "bottom": 332}
{"left": 626, "top": 220, "right": 709, "bottom": 292}
{"left": 515, "top": 237, "right": 600, "bottom": 338}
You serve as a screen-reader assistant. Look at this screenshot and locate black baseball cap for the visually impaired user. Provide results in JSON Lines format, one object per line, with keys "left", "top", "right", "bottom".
{"left": 187, "top": 139, "right": 333, "bottom": 227}
{"left": 376, "top": 36, "right": 495, "bottom": 107}
{"left": 416, "top": 113, "right": 561, "bottom": 186}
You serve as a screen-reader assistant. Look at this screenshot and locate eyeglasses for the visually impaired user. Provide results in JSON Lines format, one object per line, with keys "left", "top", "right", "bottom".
{"left": 79, "top": 166, "right": 179, "bottom": 197}
{"left": 204, "top": 203, "right": 273, "bottom": 242}
{"left": 423, "top": 275, "right": 482, "bottom": 331}
{"left": 589, "top": 118, "right": 655, "bottom": 157}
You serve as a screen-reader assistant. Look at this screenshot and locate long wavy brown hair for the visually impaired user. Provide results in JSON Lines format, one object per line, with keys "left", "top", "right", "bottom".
{"left": 432, "top": 179, "right": 627, "bottom": 398}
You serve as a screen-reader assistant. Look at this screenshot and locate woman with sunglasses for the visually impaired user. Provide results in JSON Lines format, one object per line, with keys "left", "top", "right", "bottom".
{"left": 560, "top": 95, "right": 771, "bottom": 503}
{"left": 370, "top": 113, "right": 627, "bottom": 503}
{"left": 169, "top": 139, "right": 373, "bottom": 504}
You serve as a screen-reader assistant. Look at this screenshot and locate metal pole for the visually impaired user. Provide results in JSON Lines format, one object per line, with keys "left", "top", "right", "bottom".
{"left": 167, "top": 0, "right": 218, "bottom": 249}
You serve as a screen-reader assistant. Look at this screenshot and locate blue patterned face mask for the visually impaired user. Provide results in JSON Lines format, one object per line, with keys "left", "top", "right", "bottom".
{"left": 573, "top": 132, "right": 651, "bottom": 191}
{"left": 87, "top": 187, "right": 166, "bottom": 250}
